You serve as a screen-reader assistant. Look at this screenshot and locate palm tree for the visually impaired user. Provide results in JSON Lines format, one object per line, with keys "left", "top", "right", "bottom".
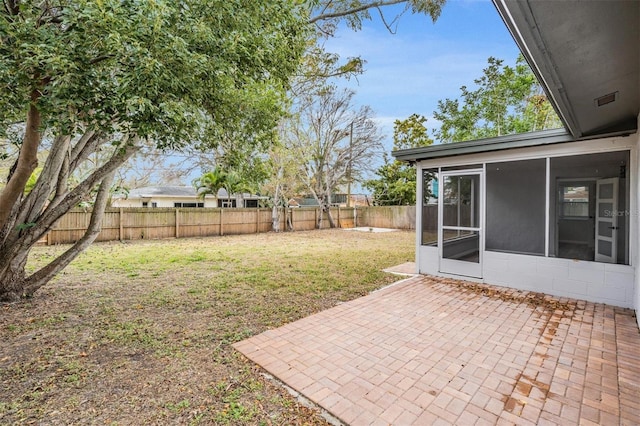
{"left": 193, "top": 167, "right": 227, "bottom": 204}
{"left": 222, "top": 171, "right": 251, "bottom": 208}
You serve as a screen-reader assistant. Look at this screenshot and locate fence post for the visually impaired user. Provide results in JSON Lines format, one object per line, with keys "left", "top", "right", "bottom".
{"left": 354, "top": 207, "right": 357, "bottom": 228}
{"left": 337, "top": 206, "right": 341, "bottom": 228}
{"left": 220, "top": 209, "right": 224, "bottom": 236}
{"left": 119, "top": 208, "right": 124, "bottom": 241}
{"left": 175, "top": 209, "right": 180, "bottom": 238}
{"left": 256, "top": 208, "right": 260, "bottom": 233}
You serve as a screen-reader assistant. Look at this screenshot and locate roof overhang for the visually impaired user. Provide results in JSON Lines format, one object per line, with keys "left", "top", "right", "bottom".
{"left": 493, "top": 0, "right": 639, "bottom": 139}
{"left": 393, "top": 128, "right": 571, "bottom": 162}
{"left": 393, "top": 127, "right": 640, "bottom": 163}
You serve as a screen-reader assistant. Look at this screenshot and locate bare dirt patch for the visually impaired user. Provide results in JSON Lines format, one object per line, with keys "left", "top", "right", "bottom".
{"left": 1, "top": 229, "right": 414, "bottom": 425}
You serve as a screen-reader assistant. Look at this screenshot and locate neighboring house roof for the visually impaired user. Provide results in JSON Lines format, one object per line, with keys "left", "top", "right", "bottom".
{"left": 124, "top": 186, "right": 199, "bottom": 198}
{"left": 493, "top": 0, "right": 639, "bottom": 139}
{"left": 116, "top": 186, "right": 267, "bottom": 200}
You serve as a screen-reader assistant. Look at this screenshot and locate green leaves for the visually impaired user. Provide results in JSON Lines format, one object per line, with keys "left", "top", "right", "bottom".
{"left": 393, "top": 113, "right": 433, "bottom": 151}
{"left": 194, "top": 166, "right": 255, "bottom": 202}
{"left": 1, "top": 0, "right": 307, "bottom": 148}
{"left": 194, "top": 167, "right": 227, "bottom": 199}
{"left": 433, "top": 55, "right": 563, "bottom": 143}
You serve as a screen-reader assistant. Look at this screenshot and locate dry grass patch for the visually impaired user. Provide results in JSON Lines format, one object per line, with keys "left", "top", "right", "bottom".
{"left": 1, "top": 229, "right": 414, "bottom": 425}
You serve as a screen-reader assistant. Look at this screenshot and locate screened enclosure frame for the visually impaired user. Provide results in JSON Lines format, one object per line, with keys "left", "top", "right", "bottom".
{"left": 438, "top": 168, "right": 484, "bottom": 278}
{"left": 419, "top": 142, "right": 635, "bottom": 271}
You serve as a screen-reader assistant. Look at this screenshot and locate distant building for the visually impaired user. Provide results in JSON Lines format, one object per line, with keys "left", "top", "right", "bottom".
{"left": 111, "top": 186, "right": 267, "bottom": 208}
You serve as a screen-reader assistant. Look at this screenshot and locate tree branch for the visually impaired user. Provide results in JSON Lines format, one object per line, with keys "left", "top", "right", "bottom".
{"left": 4, "top": 0, "right": 20, "bottom": 16}
{"left": 308, "top": 0, "right": 406, "bottom": 24}
{"left": 69, "top": 131, "right": 100, "bottom": 171}
{"left": 23, "top": 169, "right": 116, "bottom": 296}
{"left": 0, "top": 93, "right": 41, "bottom": 230}
{"left": 14, "top": 134, "right": 70, "bottom": 229}
{"left": 19, "top": 139, "right": 139, "bottom": 248}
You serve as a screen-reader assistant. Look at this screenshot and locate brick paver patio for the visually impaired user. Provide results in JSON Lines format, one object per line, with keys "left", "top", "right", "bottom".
{"left": 234, "top": 275, "right": 640, "bottom": 425}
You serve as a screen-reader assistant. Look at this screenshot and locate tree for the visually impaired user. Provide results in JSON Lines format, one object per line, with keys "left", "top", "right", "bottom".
{"left": 261, "top": 142, "right": 306, "bottom": 232}
{"left": 0, "top": 0, "right": 306, "bottom": 301}
{"left": 176, "top": 0, "right": 447, "bottom": 197}
{"left": 193, "top": 167, "right": 251, "bottom": 208}
{"left": 365, "top": 114, "right": 433, "bottom": 205}
{"left": 221, "top": 170, "right": 251, "bottom": 208}
{"left": 433, "top": 55, "right": 563, "bottom": 143}
{"left": 194, "top": 167, "right": 227, "bottom": 201}
{"left": 282, "top": 85, "right": 383, "bottom": 228}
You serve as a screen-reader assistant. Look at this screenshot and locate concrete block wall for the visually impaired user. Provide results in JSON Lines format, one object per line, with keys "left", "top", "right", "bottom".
{"left": 417, "top": 246, "right": 635, "bottom": 309}
{"left": 484, "top": 251, "right": 635, "bottom": 308}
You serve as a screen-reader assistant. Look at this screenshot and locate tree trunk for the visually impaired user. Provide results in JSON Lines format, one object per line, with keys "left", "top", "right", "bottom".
{"left": 0, "top": 136, "right": 138, "bottom": 301}
{"left": 324, "top": 203, "right": 336, "bottom": 228}
{"left": 272, "top": 205, "right": 280, "bottom": 232}
{"left": 0, "top": 97, "right": 41, "bottom": 229}
{"left": 0, "top": 171, "right": 116, "bottom": 301}
{"left": 272, "top": 184, "right": 281, "bottom": 232}
{"left": 286, "top": 208, "right": 293, "bottom": 231}
{"left": 0, "top": 257, "right": 28, "bottom": 302}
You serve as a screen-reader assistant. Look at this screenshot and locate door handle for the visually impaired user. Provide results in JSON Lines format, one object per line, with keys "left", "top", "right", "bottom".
{"left": 608, "top": 226, "right": 619, "bottom": 230}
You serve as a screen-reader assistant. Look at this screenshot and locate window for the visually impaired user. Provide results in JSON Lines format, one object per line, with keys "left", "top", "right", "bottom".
{"left": 142, "top": 201, "right": 148, "bottom": 207}
{"left": 174, "top": 202, "right": 204, "bottom": 208}
{"left": 421, "top": 169, "right": 438, "bottom": 246}
{"left": 151, "top": 202, "right": 158, "bottom": 208}
{"left": 560, "top": 185, "right": 589, "bottom": 218}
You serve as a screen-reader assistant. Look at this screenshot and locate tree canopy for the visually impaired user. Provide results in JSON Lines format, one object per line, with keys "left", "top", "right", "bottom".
{"left": 0, "top": 0, "right": 307, "bottom": 301}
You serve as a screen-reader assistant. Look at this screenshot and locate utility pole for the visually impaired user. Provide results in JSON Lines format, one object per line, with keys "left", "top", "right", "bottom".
{"left": 346, "top": 121, "right": 353, "bottom": 208}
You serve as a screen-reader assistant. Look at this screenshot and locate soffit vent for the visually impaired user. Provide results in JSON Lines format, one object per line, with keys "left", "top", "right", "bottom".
{"left": 595, "top": 92, "right": 618, "bottom": 107}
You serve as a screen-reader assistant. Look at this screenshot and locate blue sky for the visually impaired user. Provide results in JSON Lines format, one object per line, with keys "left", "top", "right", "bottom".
{"left": 323, "top": 0, "right": 522, "bottom": 151}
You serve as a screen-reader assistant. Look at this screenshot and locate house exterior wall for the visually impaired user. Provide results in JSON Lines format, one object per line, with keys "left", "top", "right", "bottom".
{"left": 484, "top": 251, "right": 634, "bottom": 308}
{"left": 112, "top": 196, "right": 217, "bottom": 208}
{"left": 414, "top": 132, "right": 639, "bottom": 315}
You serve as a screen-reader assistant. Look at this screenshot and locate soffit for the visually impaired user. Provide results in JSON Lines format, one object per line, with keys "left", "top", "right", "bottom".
{"left": 494, "top": 0, "right": 639, "bottom": 138}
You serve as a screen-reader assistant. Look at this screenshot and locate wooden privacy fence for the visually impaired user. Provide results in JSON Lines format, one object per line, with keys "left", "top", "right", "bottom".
{"left": 42, "top": 205, "right": 416, "bottom": 245}
{"left": 356, "top": 205, "right": 416, "bottom": 230}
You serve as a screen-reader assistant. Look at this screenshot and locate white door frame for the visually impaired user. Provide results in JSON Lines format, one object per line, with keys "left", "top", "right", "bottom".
{"left": 595, "top": 177, "right": 619, "bottom": 263}
{"left": 438, "top": 168, "right": 484, "bottom": 278}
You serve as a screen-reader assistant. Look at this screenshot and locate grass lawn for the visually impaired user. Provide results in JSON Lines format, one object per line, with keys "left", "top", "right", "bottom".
{"left": 1, "top": 229, "right": 414, "bottom": 425}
